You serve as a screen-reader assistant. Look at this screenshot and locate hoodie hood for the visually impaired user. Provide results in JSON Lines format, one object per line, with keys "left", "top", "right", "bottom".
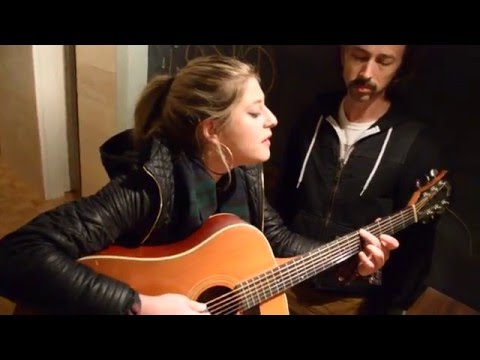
{"left": 99, "top": 129, "right": 152, "bottom": 180}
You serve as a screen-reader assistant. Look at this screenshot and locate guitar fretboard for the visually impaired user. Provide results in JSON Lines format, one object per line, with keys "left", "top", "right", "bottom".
{"left": 207, "top": 205, "right": 418, "bottom": 315}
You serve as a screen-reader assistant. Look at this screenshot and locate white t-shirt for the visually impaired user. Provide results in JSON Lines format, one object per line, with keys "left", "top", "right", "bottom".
{"left": 337, "top": 102, "right": 376, "bottom": 162}
{"left": 338, "top": 102, "right": 376, "bottom": 145}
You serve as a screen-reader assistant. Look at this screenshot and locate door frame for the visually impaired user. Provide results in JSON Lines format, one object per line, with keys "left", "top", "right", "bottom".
{"left": 33, "top": 45, "right": 78, "bottom": 200}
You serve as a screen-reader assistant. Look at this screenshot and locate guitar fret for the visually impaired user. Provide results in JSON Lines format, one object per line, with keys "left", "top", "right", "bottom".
{"left": 290, "top": 258, "right": 298, "bottom": 288}
{"left": 260, "top": 273, "right": 265, "bottom": 303}
{"left": 266, "top": 270, "right": 275, "bottom": 299}
{"left": 298, "top": 255, "right": 308, "bottom": 282}
{"left": 244, "top": 277, "right": 254, "bottom": 311}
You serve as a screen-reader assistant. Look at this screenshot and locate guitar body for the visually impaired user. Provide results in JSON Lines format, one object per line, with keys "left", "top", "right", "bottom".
{"left": 14, "top": 214, "right": 289, "bottom": 315}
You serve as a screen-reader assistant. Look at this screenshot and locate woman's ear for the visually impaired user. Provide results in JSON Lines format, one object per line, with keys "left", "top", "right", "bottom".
{"left": 199, "top": 118, "right": 219, "bottom": 143}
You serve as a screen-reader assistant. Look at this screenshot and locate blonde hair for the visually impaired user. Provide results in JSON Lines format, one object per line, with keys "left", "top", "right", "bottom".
{"left": 133, "top": 55, "right": 259, "bottom": 160}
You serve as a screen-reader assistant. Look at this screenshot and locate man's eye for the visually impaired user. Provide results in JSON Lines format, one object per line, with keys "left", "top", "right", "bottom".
{"left": 353, "top": 54, "right": 368, "bottom": 61}
{"left": 379, "top": 60, "right": 394, "bottom": 66}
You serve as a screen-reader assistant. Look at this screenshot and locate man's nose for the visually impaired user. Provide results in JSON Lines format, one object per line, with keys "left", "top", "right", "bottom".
{"left": 360, "top": 60, "right": 375, "bottom": 79}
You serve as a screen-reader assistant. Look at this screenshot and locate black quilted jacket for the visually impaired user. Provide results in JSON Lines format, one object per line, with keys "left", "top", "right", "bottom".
{"left": 0, "top": 129, "right": 318, "bottom": 314}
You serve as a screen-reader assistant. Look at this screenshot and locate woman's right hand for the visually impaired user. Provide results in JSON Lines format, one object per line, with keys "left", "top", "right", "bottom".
{"left": 138, "top": 293, "right": 210, "bottom": 315}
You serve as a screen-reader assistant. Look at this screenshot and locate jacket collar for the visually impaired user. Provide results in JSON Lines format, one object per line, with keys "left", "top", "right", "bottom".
{"left": 99, "top": 129, "right": 264, "bottom": 231}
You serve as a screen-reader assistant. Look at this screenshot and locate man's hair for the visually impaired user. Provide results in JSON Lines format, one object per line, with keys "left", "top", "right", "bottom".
{"left": 386, "top": 45, "right": 425, "bottom": 100}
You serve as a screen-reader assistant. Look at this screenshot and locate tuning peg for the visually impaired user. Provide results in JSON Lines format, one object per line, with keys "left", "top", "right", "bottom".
{"left": 430, "top": 169, "right": 439, "bottom": 177}
{"left": 425, "top": 175, "right": 431, "bottom": 183}
{"left": 416, "top": 179, "right": 422, "bottom": 188}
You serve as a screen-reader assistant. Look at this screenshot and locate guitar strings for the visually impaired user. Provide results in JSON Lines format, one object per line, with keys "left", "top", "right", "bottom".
{"left": 209, "top": 212, "right": 412, "bottom": 311}
{"left": 217, "top": 183, "right": 445, "bottom": 315}
{"left": 207, "top": 211, "right": 417, "bottom": 315}
{"left": 207, "top": 240, "right": 362, "bottom": 314}
{"left": 207, "top": 209, "right": 412, "bottom": 313}
{"left": 205, "top": 192, "right": 436, "bottom": 315}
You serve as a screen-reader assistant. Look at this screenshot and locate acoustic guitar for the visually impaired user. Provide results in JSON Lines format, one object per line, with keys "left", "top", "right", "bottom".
{"left": 14, "top": 170, "right": 450, "bottom": 315}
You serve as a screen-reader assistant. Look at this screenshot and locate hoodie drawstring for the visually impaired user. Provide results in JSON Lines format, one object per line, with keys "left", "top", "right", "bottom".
{"left": 296, "top": 116, "right": 323, "bottom": 188}
{"left": 359, "top": 127, "right": 393, "bottom": 196}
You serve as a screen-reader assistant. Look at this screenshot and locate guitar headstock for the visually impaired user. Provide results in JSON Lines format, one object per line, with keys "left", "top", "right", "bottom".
{"left": 408, "top": 169, "right": 451, "bottom": 224}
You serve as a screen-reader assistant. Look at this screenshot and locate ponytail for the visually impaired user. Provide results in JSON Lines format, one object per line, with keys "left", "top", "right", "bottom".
{"left": 133, "top": 75, "right": 174, "bottom": 148}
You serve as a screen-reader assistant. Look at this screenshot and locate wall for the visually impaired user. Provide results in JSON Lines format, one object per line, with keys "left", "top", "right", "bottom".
{"left": 117, "top": 46, "right": 149, "bottom": 129}
{"left": 266, "top": 46, "right": 342, "bottom": 167}
{"left": 0, "top": 45, "right": 44, "bottom": 196}
{"left": 402, "top": 45, "right": 480, "bottom": 247}
{"left": 76, "top": 45, "right": 118, "bottom": 197}
{"left": 76, "top": 45, "right": 149, "bottom": 197}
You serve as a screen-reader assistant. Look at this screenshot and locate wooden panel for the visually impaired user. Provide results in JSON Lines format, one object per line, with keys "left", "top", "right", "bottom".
{"left": 0, "top": 45, "right": 43, "bottom": 197}
{"left": 76, "top": 45, "right": 117, "bottom": 197}
{"left": 408, "top": 287, "right": 479, "bottom": 315}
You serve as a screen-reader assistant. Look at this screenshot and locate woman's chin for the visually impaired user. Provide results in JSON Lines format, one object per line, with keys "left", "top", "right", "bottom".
{"left": 236, "top": 151, "right": 270, "bottom": 167}
{"left": 261, "top": 150, "right": 271, "bottom": 162}
{"left": 251, "top": 153, "right": 270, "bottom": 165}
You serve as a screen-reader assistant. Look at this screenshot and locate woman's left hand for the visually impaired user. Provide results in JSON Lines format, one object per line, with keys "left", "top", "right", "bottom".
{"left": 357, "top": 229, "right": 399, "bottom": 277}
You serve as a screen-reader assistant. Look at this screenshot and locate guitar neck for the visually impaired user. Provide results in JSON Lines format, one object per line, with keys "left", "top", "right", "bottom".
{"left": 234, "top": 205, "right": 418, "bottom": 312}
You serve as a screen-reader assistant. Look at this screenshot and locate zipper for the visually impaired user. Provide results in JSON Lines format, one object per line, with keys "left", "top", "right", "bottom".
{"left": 323, "top": 160, "right": 343, "bottom": 230}
{"left": 260, "top": 167, "right": 265, "bottom": 233}
{"left": 140, "top": 165, "right": 163, "bottom": 244}
{"left": 320, "top": 116, "right": 383, "bottom": 235}
{"left": 322, "top": 117, "right": 363, "bottom": 232}
{"left": 323, "top": 144, "right": 355, "bottom": 231}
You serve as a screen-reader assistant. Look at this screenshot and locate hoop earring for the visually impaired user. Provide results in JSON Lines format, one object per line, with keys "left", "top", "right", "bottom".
{"left": 218, "top": 142, "right": 233, "bottom": 168}
{"left": 203, "top": 142, "right": 233, "bottom": 176}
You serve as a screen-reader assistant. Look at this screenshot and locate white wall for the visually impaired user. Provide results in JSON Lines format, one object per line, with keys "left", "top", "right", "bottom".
{"left": 32, "top": 45, "right": 70, "bottom": 200}
{"left": 116, "top": 45, "right": 149, "bottom": 131}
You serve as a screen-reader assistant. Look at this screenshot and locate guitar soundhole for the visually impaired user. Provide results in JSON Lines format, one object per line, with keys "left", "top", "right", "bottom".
{"left": 197, "top": 286, "right": 260, "bottom": 315}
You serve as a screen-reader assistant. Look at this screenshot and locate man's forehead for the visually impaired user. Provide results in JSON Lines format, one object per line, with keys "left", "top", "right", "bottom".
{"left": 349, "top": 45, "right": 406, "bottom": 57}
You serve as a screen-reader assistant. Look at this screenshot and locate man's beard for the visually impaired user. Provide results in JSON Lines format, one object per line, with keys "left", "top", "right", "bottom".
{"left": 347, "top": 76, "right": 377, "bottom": 101}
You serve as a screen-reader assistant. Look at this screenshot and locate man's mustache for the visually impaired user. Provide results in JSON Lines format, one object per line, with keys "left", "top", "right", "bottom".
{"left": 349, "top": 77, "right": 377, "bottom": 91}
